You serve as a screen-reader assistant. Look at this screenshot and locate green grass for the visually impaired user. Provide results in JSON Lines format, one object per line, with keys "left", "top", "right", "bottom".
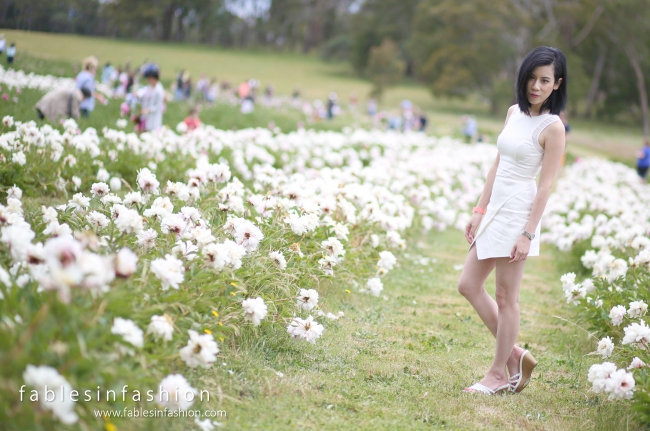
{"left": 109, "top": 229, "right": 636, "bottom": 431}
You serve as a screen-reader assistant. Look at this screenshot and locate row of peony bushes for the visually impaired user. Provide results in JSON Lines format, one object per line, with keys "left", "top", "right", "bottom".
{"left": 542, "top": 159, "right": 650, "bottom": 422}
{"left": 0, "top": 117, "right": 496, "bottom": 429}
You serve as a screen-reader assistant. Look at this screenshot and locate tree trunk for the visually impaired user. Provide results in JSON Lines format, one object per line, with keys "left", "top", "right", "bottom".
{"left": 176, "top": 11, "right": 184, "bottom": 41}
{"left": 161, "top": 3, "right": 174, "bottom": 41}
{"left": 584, "top": 43, "right": 606, "bottom": 119}
{"left": 624, "top": 45, "right": 650, "bottom": 144}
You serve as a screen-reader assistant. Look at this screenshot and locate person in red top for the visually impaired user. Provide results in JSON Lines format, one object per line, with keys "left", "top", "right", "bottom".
{"left": 183, "top": 107, "right": 202, "bottom": 131}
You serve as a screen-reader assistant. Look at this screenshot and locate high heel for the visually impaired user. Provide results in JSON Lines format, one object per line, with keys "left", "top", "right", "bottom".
{"left": 509, "top": 350, "right": 538, "bottom": 393}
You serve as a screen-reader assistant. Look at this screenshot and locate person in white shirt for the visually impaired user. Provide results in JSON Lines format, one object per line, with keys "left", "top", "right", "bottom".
{"left": 140, "top": 66, "right": 165, "bottom": 131}
{"left": 0, "top": 34, "right": 6, "bottom": 55}
{"left": 6, "top": 42, "right": 16, "bottom": 64}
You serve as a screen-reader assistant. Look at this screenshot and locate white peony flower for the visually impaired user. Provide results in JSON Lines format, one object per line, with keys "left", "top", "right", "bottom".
{"left": 242, "top": 297, "right": 268, "bottom": 326}
{"left": 628, "top": 357, "right": 646, "bottom": 370}
{"left": 136, "top": 229, "right": 157, "bottom": 250}
{"left": 268, "top": 251, "right": 287, "bottom": 270}
{"left": 12, "top": 151, "right": 26, "bottom": 165}
{"left": 609, "top": 305, "right": 626, "bottom": 326}
{"left": 111, "top": 317, "right": 144, "bottom": 349}
{"left": 628, "top": 301, "right": 648, "bottom": 319}
{"left": 377, "top": 250, "right": 397, "bottom": 271}
{"left": 86, "top": 211, "right": 109, "bottom": 230}
{"left": 114, "top": 247, "right": 138, "bottom": 278}
{"left": 109, "top": 177, "right": 122, "bottom": 191}
{"left": 23, "top": 365, "right": 78, "bottom": 424}
{"left": 97, "top": 168, "right": 110, "bottom": 182}
{"left": 180, "top": 330, "right": 219, "bottom": 368}
{"left": 604, "top": 369, "right": 635, "bottom": 400}
{"left": 151, "top": 254, "right": 185, "bottom": 290}
{"left": 622, "top": 320, "right": 650, "bottom": 347}
{"left": 365, "top": 277, "right": 383, "bottom": 297}
{"left": 596, "top": 336, "right": 614, "bottom": 358}
{"left": 296, "top": 288, "right": 319, "bottom": 311}
{"left": 286, "top": 315, "right": 324, "bottom": 344}
{"left": 147, "top": 315, "right": 174, "bottom": 342}
{"left": 588, "top": 362, "right": 617, "bottom": 393}
{"left": 156, "top": 374, "right": 198, "bottom": 410}
{"left": 90, "top": 182, "right": 110, "bottom": 197}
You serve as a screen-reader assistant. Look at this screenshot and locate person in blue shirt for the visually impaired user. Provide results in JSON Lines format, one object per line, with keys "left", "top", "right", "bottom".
{"left": 636, "top": 141, "right": 650, "bottom": 182}
{"left": 101, "top": 62, "right": 114, "bottom": 84}
{"left": 75, "top": 56, "right": 106, "bottom": 118}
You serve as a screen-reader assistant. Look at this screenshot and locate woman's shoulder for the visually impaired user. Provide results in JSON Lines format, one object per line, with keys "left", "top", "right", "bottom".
{"left": 504, "top": 104, "right": 520, "bottom": 126}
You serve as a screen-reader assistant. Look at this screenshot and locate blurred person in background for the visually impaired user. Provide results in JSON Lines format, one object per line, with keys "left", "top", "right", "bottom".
{"left": 636, "top": 141, "right": 650, "bottom": 183}
{"left": 101, "top": 62, "right": 114, "bottom": 84}
{"left": 75, "top": 56, "right": 106, "bottom": 117}
{"left": 6, "top": 42, "right": 15, "bottom": 64}
{"left": 35, "top": 87, "right": 91, "bottom": 121}
{"left": 140, "top": 65, "right": 165, "bottom": 132}
{"left": 461, "top": 115, "right": 478, "bottom": 143}
{"left": 183, "top": 106, "right": 202, "bottom": 131}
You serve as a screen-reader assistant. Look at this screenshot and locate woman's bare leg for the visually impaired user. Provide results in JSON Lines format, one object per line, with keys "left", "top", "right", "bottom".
{"left": 458, "top": 246, "right": 526, "bottom": 386}
{"left": 474, "top": 257, "right": 527, "bottom": 389}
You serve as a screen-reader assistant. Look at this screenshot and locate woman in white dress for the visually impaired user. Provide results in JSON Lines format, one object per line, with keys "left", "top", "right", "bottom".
{"left": 458, "top": 46, "right": 568, "bottom": 395}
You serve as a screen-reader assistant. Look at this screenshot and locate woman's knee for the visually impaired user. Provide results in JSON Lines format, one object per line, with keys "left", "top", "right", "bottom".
{"left": 457, "top": 278, "right": 480, "bottom": 298}
{"left": 495, "top": 286, "right": 520, "bottom": 308}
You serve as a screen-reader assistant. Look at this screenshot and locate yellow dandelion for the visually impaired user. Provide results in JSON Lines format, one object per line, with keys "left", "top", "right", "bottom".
{"left": 230, "top": 292, "right": 236, "bottom": 296}
{"left": 212, "top": 310, "right": 219, "bottom": 317}
{"left": 218, "top": 322, "right": 223, "bottom": 326}
{"left": 219, "top": 337, "right": 224, "bottom": 342}
{"left": 105, "top": 423, "right": 117, "bottom": 431}
{"left": 345, "top": 289, "right": 350, "bottom": 294}
{"left": 230, "top": 281, "right": 237, "bottom": 287}
{"left": 204, "top": 329, "right": 212, "bottom": 335}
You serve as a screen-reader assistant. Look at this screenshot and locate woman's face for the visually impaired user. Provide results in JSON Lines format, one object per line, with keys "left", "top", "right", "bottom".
{"left": 527, "top": 64, "right": 562, "bottom": 112}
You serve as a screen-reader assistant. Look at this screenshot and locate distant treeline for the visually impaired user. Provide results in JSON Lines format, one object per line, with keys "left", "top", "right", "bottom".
{"left": 3, "top": 0, "right": 650, "bottom": 136}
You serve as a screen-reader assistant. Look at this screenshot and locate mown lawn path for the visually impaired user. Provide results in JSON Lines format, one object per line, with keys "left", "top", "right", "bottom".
{"left": 140, "top": 229, "right": 634, "bottom": 431}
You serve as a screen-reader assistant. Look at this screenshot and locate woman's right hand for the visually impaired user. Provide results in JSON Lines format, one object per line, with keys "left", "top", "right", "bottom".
{"left": 465, "top": 212, "right": 484, "bottom": 244}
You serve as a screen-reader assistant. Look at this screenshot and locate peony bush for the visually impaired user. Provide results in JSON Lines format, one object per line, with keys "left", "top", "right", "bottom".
{"left": 544, "top": 159, "right": 650, "bottom": 420}
{"left": 0, "top": 116, "right": 497, "bottom": 428}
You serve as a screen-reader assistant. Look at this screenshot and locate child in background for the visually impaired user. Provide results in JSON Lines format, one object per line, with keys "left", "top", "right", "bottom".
{"left": 183, "top": 107, "right": 202, "bottom": 131}
{"left": 6, "top": 42, "right": 15, "bottom": 64}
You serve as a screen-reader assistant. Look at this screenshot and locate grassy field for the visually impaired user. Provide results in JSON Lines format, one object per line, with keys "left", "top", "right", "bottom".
{"left": 0, "top": 30, "right": 642, "bottom": 430}
{"left": 2, "top": 28, "right": 647, "bottom": 164}
{"left": 115, "top": 228, "right": 636, "bottom": 431}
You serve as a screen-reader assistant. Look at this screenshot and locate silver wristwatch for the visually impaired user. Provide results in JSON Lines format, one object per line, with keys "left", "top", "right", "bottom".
{"left": 522, "top": 230, "right": 535, "bottom": 240}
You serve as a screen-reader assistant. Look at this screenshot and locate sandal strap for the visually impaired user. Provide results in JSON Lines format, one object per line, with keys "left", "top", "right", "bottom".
{"left": 509, "top": 373, "right": 521, "bottom": 382}
{"left": 467, "top": 383, "right": 493, "bottom": 394}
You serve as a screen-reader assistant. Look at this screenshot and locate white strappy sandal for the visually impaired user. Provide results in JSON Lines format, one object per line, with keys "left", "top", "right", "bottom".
{"left": 509, "top": 350, "right": 538, "bottom": 393}
{"left": 464, "top": 382, "right": 511, "bottom": 395}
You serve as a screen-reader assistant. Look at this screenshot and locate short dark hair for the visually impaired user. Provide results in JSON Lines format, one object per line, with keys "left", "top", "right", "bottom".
{"left": 143, "top": 69, "right": 159, "bottom": 80}
{"left": 516, "top": 46, "right": 567, "bottom": 116}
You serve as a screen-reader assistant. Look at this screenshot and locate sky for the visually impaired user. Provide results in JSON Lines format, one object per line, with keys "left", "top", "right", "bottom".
{"left": 224, "top": 0, "right": 272, "bottom": 19}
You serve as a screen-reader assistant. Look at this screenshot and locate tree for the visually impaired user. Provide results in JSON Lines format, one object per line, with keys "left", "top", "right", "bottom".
{"left": 409, "top": 0, "right": 530, "bottom": 113}
{"left": 366, "top": 38, "right": 405, "bottom": 100}
{"left": 349, "top": 0, "right": 420, "bottom": 75}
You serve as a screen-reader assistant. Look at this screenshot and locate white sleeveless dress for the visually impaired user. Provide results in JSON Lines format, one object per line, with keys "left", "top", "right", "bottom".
{"left": 470, "top": 107, "right": 561, "bottom": 260}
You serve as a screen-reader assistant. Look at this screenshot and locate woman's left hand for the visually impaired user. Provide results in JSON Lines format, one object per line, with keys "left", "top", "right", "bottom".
{"left": 509, "top": 235, "right": 530, "bottom": 263}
